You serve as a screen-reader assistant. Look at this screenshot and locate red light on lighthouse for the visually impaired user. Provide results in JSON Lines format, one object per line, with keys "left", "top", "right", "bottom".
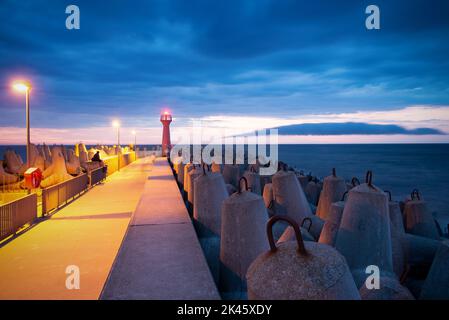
{"left": 160, "top": 110, "right": 172, "bottom": 157}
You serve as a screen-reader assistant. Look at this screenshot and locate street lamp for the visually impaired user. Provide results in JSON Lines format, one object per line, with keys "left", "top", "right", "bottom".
{"left": 12, "top": 80, "right": 32, "bottom": 169}
{"left": 132, "top": 130, "right": 136, "bottom": 150}
{"left": 112, "top": 120, "right": 120, "bottom": 171}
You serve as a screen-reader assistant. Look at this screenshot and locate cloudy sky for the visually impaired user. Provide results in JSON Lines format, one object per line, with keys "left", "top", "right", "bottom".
{"left": 1, "top": 0, "right": 449, "bottom": 144}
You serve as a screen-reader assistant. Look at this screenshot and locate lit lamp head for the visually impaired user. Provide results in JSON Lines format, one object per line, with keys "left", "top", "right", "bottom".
{"left": 160, "top": 110, "right": 172, "bottom": 123}
{"left": 12, "top": 81, "right": 32, "bottom": 93}
{"left": 112, "top": 120, "right": 120, "bottom": 128}
{"left": 132, "top": 130, "right": 136, "bottom": 135}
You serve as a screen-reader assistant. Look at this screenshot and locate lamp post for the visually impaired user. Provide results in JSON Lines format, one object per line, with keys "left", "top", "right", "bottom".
{"left": 112, "top": 120, "right": 120, "bottom": 171}
{"left": 12, "top": 81, "right": 32, "bottom": 169}
{"left": 132, "top": 130, "right": 137, "bottom": 150}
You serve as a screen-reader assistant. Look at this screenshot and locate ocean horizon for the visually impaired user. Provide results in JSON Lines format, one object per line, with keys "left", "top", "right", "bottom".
{"left": 2, "top": 143, "right": 448, "bottom": 231}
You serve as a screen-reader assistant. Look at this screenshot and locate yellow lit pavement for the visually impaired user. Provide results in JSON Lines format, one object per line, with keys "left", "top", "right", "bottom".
{"left": 0, "top": 157, "right": 153, "bottom": 300}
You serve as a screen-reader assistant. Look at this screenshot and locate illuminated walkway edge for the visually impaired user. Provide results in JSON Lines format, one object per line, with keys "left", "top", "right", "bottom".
{"left": 0, "top": 158, "right": 153, "bottom": 299}
{"left": 101, "top": 158, "right": 220, "bottom": 300}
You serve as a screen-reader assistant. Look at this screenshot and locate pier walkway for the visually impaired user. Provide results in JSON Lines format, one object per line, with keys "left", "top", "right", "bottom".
{"left": 0, "top": 157, "right": 152, "bottom": 299}
{"left": 101, "top": 158, "right": 220, "bottom": 299}
{"left": 0, "top": 157, "right": 219, "bottom": 300}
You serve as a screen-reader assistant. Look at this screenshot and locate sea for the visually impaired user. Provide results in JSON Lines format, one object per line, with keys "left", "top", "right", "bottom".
{"left": 1, "top": 144, "right": 448, "bottom": 230}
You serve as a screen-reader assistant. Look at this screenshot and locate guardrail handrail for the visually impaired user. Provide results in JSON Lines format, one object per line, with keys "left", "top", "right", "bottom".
{"left": 0, "top": 193, "right": 37, "bottom": 241}
{"left": 42, "top": 173, "right": 88, "bottom": 215}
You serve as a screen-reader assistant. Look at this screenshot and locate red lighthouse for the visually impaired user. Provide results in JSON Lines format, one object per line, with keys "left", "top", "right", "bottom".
{"left": 160, "top": 111, "right": 172, "bottom": 157}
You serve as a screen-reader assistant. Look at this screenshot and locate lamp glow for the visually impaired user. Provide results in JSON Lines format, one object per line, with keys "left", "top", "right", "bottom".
{"left": 12, "top": 81, "right": 31, "bottom": 93}
{"left": 112, "top": 120, "right": 120, "bottom": 128}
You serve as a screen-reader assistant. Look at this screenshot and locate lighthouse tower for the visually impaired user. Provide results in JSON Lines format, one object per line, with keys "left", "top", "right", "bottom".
{"left": 160, "top": 111, "right": 172, "bottom": 157}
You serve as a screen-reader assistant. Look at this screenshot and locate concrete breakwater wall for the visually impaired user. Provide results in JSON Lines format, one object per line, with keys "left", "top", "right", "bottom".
{"left": 103, "top": 152, "right": 137, "bottom": 176}
{"left": 170, "top": 156, "right": 449, "bottom": 300}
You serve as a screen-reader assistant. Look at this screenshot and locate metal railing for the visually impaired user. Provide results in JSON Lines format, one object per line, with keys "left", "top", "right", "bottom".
{"left": 89, "top": 166, "right": 107, "bottom": 186}
{"left": 42, "top": 173, "right": 88, "bottom": 215}
{"left": 0, "top": 193, "right": 37, "bottom": 241}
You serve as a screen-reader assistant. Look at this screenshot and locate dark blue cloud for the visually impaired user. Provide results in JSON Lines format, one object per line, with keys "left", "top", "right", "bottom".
{"left": 0, "top": 0, "right": 448, "bottom": 128}
{"left": 276, "top": 122, "right": 445, "bottom": 136}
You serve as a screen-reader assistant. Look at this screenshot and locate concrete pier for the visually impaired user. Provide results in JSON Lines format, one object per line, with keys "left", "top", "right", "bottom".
{"left": 101, "top": 158, "right": 219, "bottom": 299}
{"left": 0, "top": 157, "right": 219, "bottom": 300}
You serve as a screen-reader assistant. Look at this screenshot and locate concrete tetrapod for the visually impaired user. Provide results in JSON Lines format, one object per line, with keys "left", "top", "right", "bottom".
{"left": 41, "top": 146, "right": 73, "bottom": 188}
{"left": 29, "top": 143, "right": 45, "bottom": 172}
{"left": 194, "top": 165, "right": 229, "bottom": 237}
{"left": 242, "top": 166, "right": 261, "bottom": 195}
{"left": 183, "top": 163, "right": 194, "bottom": 193}
{"left": 220, "top": 177, "right": 269, "bottom": 299}
{"left": 359, "top": 276, "right": 414, "bottom": 300}
{"left": 211, "top": 162, "right": 222, "bottom": 173}
{"left": 319, "top": 200, "right": 345, "bottom": 246}
{"left": 384, "top": 190, "right": 406, "bottom": 278}
{"left": 66, "top": 149, "right": 82, "bottom": 176}
{"left": 176, "top": 162, "right": 185, "bottom": 186}
{"left": 75, "top": 143, "right": 88, "bottom": 162}
{"left": 277, "top": 225, "right": 315, "bottom": 243}
{"left": 262, "top": 183, "right": 273, "bottom": 210}
{"left": 0, "top": 162, "right": 18, "bottom": 185}
{"left": 246, "top": 215, "right": 360, "bottom": 300}
{"left": 420, "top": 243, "right": 449, "bottom": 299}
{"left": 187, "top": 165, "right": 202, "bottom": 207}
{"left": 193, "top": 164, "right": 229, "bottom": 285}
{"left": 278, "top": 214, "right": 324, "bottom": 242}
{"left": 262, "top": 183, "right": 284, "bottom": 218}
{"left": 301, "top": 215, "right": 325, "bottom": 240}
{"left": 4, "top": 150, "right": 26, "bottom": 175}
{"left": 402, "top": 233, "right": 442, "bottom": 268}
{"left": 222, "top": 164, "right": 240, "bottom": 188}
{"left": 305, "top": 180, "right": 321, "bottom": 206}
{"left": 225, "top": 184, "right": 237, "bottom": 195}
{"left": 75, "top": 143, "right": 99, "bottom": 172}
{"left": 296, "top": 171, "right": 310, "bottom": 190}
{"left": 316, "top": 168, "right": 347, "bottom": 221}
{"left": 172, "top": 156, "right": 181, "bottom": 174}
{"left": 271, "top": 168, "right": 312, "bottom": 223}
{"left": 403, "top": 189, "right": 440, "bottom": 240}
{"left": 335, "top": 171, "right": 394, "bottom": 287}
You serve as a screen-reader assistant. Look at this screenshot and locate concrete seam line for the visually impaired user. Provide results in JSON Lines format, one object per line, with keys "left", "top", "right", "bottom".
{"left": 130, "top": 222, "right": 189, "bottom": 227}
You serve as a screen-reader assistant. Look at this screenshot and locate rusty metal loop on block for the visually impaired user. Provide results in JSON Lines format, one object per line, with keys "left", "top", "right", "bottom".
{"left": 238, "top": 176, "right": 248, "bottom": 194}
{"left": 384, "top": 190, "right": 392, "bottom": 202}
{"left": 341, "top": 191, "right": 349, "bottom": 202}
{"left": 351, "top": 177, "right": 360, "bottom": 187}
{"left": 267, "top": 215, "right": 307, "bottom": 255}
{"left": 267, "top": 199, "right": 274, "bottom": 210}
{"left": 301, "top": 217, "right": 313, "bottom": 232}
{"left": 332, "top": 168, "right": 336, "bottom": 177}
{"left": 365, "top": 171, "right": 374, "bottom": 188}
{"left": 202, "top": 163, "right": 211, "bottom": 175}
{"left": 411, "top": 189, "right": 420, "bottom": 201}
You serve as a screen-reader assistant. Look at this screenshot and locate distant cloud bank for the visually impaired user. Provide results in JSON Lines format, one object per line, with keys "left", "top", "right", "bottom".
{"left": 276, "top": 122, "right": 444, "bottom": 136}
{"left": 1, "top": 106, "right": 448, "bottom": 145}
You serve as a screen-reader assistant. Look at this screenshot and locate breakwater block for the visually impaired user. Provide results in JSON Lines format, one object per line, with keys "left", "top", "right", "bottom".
{"left": 420, "top": 243, "right": 449, "bottom": 299}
